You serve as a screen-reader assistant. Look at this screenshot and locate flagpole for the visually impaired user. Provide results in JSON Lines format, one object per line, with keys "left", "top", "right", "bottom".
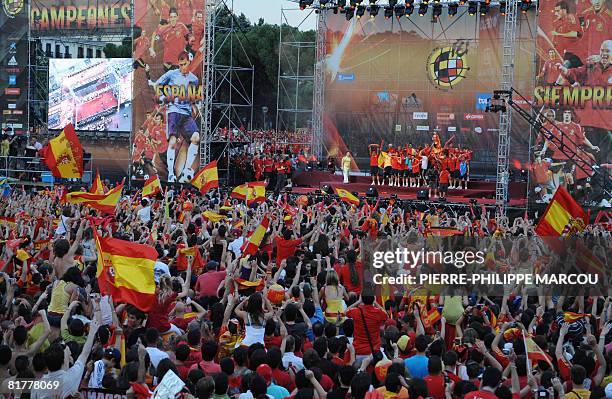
{"left": 522, "top": 330, "right": 532, "bottom": 375}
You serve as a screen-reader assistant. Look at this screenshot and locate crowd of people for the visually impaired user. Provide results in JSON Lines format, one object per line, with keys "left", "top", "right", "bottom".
{"left": 0, "top": 180, "right": 608, "bottom": 399}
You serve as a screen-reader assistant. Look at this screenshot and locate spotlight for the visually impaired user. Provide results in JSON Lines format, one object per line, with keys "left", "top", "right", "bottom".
{"left": 394, "top": 5, "right": 405, "bottom": 17}
{"left": 480, "top": 2, "right": 489, "bottom": 15}
{"left": 520, "top": 1, "right": 531, "bottom": 12}
{"left": 468, "top": 1, "right": 477, "bottom": 15}
{"left": 405, "top": 3, "right": 414, "bottom": 14}
{"left": 346, "top": 9, "right": 354, "bottom": 19}
{"left": 356, "top": 5, "right": 366, "bottom": 17}
{"left": 369, "top": 4, "right": 379, "bottom": 17}
{"left": 384, "top": 5, "right": 394, "bottom": 18}
{"left": 299, "top": 0, "right": 312, "bottom": 10}
{"left": 499, "top": 1, "right": 506, "bottom": 14}
{"left": 389, "top": 0, "right": 398, "bottom": 5}
{"left": 448, "top": 3, "right": 458, "bottom": 16}
{"left": 433, "top": 3, "right": 442, "bottom": 16}
{"left": 418, "top": 3, "right": 428, "bottom": 15}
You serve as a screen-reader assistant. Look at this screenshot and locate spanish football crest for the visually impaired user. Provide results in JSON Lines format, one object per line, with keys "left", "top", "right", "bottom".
{"left": 2, "top": 0, "right": 24, "bottom": 18}
{"left": 426, "top": 41, "right": 470, "bottom": 90}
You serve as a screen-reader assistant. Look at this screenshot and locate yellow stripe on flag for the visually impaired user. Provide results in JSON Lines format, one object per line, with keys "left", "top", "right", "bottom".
{"left": 544, "top": 201, "right": 572, "bottom": 235}
{"left": 110, "top": 255, "right": 157, "bottom": 294}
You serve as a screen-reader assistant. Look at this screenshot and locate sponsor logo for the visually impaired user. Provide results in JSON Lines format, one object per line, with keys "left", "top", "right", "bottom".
{"left": 2, "top": 0, "right": 24, "bottom": 18}
{"left": 5, "top": 88, "right": 20, "bottom": 95}
{"left": 8, "top": 42, "right": 17, "bottom": 53}
{"left": 2, "top": 123, "right": 23, "bottom": 129}
{"left": 7, "top": 56, "right": 17, "bottom": 66}
{"left": 12, "top": 110, "right": 23, "bottom": 115}
{"left": 416, "top": 125, "right": 430, "bottom": 131}
{"left": 448, "top": 126, "right": 457, "bottom": 132}
{"left": 6, "top": 67, "right": 20, "bottom": 74}
{"left": 7, "top": 103, "right": 16, "bottom": 109}
{"left": 413, "top": 112, "right": 428, "bottom": 120}
{"left": 426, "top": 41, "right": 470, "bottom": 90}
{"left": 2, "top": 110, "right": 11, "bottom": 115}
{"left": 337, "top": 73, "right": 355, "bottom": 81}
{"left": 487, "top": 128, "right": 499, "bottom": 132}
{"left": 464, "top": 113, "right": 485, "bottom": 120}
{"left": 395, "top": 124, "right": 402, "bottom": 132}
{"left": 474, "top": 127, "right": 483, "bottom": 134}
{"left": 476, "top": 92, "right": 492, "bottom": 110}
{"left": 8, "top": 75, "right": 16, "bottom": 85}
{"left": 437, "top": 113, "right": 455, "bottom": 121}
{"left": 460, "top": 127, "right": 471, "bottom": 133}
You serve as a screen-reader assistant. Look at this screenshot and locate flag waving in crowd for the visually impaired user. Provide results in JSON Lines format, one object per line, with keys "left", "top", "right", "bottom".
{"left": 142, "top": 175, "right": 162, "bottom": 198}
{"left": 42, "top": 123, "right": 84, "bottom": 179}
{"left": 191, "top": 160, "right": 219, "bottom": 194}
{"left": 64, "top": 180, "right": 124, "bottom": 215}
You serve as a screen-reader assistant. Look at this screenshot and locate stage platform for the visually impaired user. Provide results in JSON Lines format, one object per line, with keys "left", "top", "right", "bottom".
{"left": 292, "top": 171, "right": 528, "bottom": 206}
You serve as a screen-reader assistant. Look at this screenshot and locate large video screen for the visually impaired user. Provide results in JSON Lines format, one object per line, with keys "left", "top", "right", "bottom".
{"left": 48, "top": 58, "right": 133, "bottom": 132}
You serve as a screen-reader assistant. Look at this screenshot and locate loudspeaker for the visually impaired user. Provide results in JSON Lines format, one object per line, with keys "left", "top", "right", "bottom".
{"left": 417, "top": 189, "right": 429, "bottom": 200}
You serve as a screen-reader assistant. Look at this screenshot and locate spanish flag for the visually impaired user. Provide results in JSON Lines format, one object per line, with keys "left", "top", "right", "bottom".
{"left": 42, "top": 124, "right": 84, "bottom": 179}
{"left": 377, "top": 151, "right": 388, "bottom": 168}
{"left": 234, "top": 278, "right": 265, "bottom": 292}
{"left": 191, "top": 161, "right": 219, "bottom": 194}
{"left": 336, "top": 188, "right": 359, "bottom": 206}
{"left": 563, "top": 311, "right": 589, "bottom": 323}
{"left": 90, "top": 171, "right": 105, "bottom": 195}
{"left": 523, "top": 332, "right": 553, "bottom": 368}
{"left": 535, "top": 187, "right": 586, "bottom": 237}
{"left": 422, "top": 307, "right": 442, "bottom": 329}
{"left": 142, "top": 175, "right": 161, "bottom": 198}
{"left": 95, "top": 232, "right": 156, "bottom": 312}
{"left": 176, "top": 246, "right": 205, "bottom": 271}
{"left": 64, "top": 180, "right": 124, "bottom": 215}
{"left": 231, "top": 182, "right": 266, "bottom": 206}
{"left": 202, "top": 211, "right": 227, "bottom": 223}
{"left": 576, "top": 240, "right": 605, "bottom": 276}
{"left": 241, "top": 216, "right": 269, "bottom": 257}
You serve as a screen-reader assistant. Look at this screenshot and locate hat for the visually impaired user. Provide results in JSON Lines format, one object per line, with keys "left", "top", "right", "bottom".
{"left": 256, "top": 364, "right": 273, "bottom": 385}
{"left": 397, "top": 335, "right": 410, "bottom": 352}
{"left": 374, "top": 359, "right": 392, "bottom": 382}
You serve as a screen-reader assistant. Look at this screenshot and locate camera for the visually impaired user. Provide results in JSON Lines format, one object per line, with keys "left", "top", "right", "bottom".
{"left": 537, "top": 388, "right": 549, "bottom": 399}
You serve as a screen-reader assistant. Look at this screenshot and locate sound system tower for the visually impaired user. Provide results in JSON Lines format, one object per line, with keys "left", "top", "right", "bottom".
{"left": 417, "top": 189, "right": 429, "bottom": 200}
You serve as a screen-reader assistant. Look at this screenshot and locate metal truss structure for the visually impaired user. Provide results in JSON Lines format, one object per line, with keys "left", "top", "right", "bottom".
{"left": 276, "top": 7, "right": 317, "bottom": 144}
{"left": 199, "top": 0, "right": 254, "bottom": 180}
{"left": 311, "top": 10, "right": 327, "bottom": 158}
{"left": 495, "top": 0, "right": 519, "bottom": 217}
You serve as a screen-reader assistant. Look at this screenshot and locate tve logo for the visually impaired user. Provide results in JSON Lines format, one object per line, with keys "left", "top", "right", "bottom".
{"left": 8, "top": 75, "right": 16, "bottom": 86}
{"left": 475, "top": 93, "right": 492, "bottom": 110}
{"left": 337, "top": 74, "right": 355, "bottom": 82}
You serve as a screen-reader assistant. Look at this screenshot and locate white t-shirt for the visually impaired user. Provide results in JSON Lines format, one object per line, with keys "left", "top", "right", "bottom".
{"left": 228, "top": 236, "right": 245, "bottom": 257}
{"left": 137, "top": 206, "right": 151, "bottom": 223}
{"left": 88, "top": 360, "right": 106, "bottom": 388}
{"left": 146, "top": 347, "right": 169, "bottom": 369}
{"left": 54, "top": 215, "right": 70, "bottom": 236}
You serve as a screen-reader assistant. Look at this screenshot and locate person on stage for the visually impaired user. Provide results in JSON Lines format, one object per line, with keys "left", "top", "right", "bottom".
{"left": 412, "top": 151, "right": 421, "bottom": 188}
{"left": 390, "top": 151, "right": 402, "bottom": 187}
{"left": 438, "top": 167, "right": 451, "bottom": 200}
{"left": 458, "top": 154, "right": 469, "bottom": 190}
{"left": 368, "top": 144, "right": 381, "bottom": 186}
{"left": 341, "top": 151, "right": 352, "bottom": 184}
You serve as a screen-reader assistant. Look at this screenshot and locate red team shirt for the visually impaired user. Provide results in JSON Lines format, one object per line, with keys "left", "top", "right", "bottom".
{"left": 156, "top": 22, "right": 189, "bottom": 64}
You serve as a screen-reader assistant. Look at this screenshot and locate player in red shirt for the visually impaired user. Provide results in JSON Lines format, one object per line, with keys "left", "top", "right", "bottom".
{"left": 552, "top": 2, "right": 585, "bottom": 67}
{"left": 254, "top": 154, "right": 264, "bottom": 181}
{"left": 133, "top": 28, "right": 150, "bottom": 71}
{"left": 581, "top": 0, "right": 611, "bottom": 59}
{"left": 438, "top": 168, "right": 450, "bottom": 200}
{"left": 368, "top": 144, "right": 381, "bottom": 186}
{"left": 538, "top": 48, "right": 561, "bottom": 85}
{"left": 345, "top": 295, "right": 388, "bottom": 356}
{"left": 150, "top": 8, "right": 190, "bottom": 70}
{"left": 390, "top": 152, "right": 402, "bottom": 187}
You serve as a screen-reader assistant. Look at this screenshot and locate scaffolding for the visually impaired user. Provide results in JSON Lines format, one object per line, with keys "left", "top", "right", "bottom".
{"left": 199, "top": 0, "right": 255, "bottom": 181}
{"left": 276, "top": 7, "right": 317, "bottom": 141}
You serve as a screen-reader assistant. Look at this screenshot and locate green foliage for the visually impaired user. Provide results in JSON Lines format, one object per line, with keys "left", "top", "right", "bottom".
{"left": 104, "top": 37, "right": 132, "bottom": 58}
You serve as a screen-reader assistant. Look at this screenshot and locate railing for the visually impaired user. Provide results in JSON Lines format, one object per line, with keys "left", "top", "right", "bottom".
{"left": 0, "top": 156, "right": 94, "bottom": 185}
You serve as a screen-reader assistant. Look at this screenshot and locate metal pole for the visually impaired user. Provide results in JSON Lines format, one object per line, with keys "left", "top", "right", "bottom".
{"left": 127, "top": 0, "right": 135, "bottom": 189}
{"left": 275, "top": 7, "right": 284, "bottom": 132}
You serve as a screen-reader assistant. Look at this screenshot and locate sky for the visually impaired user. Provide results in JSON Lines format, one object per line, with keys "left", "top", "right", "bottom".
{"left": 232, "top": 0, "right": 318, "bottom": 30}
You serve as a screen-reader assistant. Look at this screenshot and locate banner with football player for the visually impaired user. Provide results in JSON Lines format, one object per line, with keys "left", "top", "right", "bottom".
{"left": 131, "top": 0, "right": 205, "bottom": 182}
{"left": 532, "top": 0, "right": 610, "bottom": 204}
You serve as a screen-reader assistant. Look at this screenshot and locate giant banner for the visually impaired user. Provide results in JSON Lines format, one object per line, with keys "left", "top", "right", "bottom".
{"left": 324, "top": 10, "right": 536, "bottom": 176}
{"left": 131, "top": 0, "right": 205, "bottom": 182}
{"left": 531, "top": 0, "right": 611, "bottom": 204}
{"left": 30, "top": 0, "right": 131, "bottom": 34}
{"left": 1, "top": 0, "right": 29, "bottom": 135}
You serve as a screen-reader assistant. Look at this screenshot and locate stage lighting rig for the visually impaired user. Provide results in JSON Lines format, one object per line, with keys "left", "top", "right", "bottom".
{"left": 356, "top": 5, "right": 366, "bottom": 17}
{"left": 499, "top": 1, "right": 507, "bottom": 14}
{"left": 467, "top": 1, "right": 477, "bottom": 15}
{"left": 369, "top": 4, "right": 380, "bottom": 16}
{"left": 395, "top": 5, "right": 406, "bottom": 17}
{"left": 520, "top": 1, "right": 531, "bottom": 12}
{"left": 384, "top": 5, "right": 394, "bottom": 18}
{"left": 480, "top": 2, "right": 489, "bottom": 14}
{"left": 299, "top": 0, "right": 313, "bottom": 10}
{"left": 448, "top": 3, "right": 458, "bottom": 15}
{"left": 432, "top": 3, "right": 442, "bottom": 16}
{"left": 418, "top": 3, "right": 428, "bottom": 15}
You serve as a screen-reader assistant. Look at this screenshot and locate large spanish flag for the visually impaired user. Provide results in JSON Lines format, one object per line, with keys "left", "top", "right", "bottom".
{"left": 336, "top": 188, "right": 359, "bottom": 206}
{"left": 191, "top": 161, "right": 219, "bottom": 194}
{"left": 95, "top": 232, "right": 157, "bottom": 312}
{"left": 535, "top": 187, "right": 586, "bottom": 237}
{"left": 65, "top": 180, "right": 124, "bottom": 215}
{"left": 142, "top": 175, "right": 161, "bottom": 198}
{"left": 231, "top": 182, "right": 266, "bottom": 206}
{"left": 90, "top": 171, "right": 105, "bottom": 195}
{"left": 42, "top": 124, "right": 84, "bottom": 178}
{"left": 523, "top": 332, "right": 553, "bottom": 368}
{"left": 241, "top": 215, "right": 269, "bottom": 257}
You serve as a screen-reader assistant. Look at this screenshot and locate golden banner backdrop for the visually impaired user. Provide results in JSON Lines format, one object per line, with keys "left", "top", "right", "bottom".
{"left": 323, "top": 10, "right": 537, "bottom": 176}
{"left": 131, "top": 0, "right": 206, "bottom": 182}
{"left": 30, "top": 0, "right": 131, "bottom": 33}
{"left": 531, "top": 0, "right": 611, "bottom": 204}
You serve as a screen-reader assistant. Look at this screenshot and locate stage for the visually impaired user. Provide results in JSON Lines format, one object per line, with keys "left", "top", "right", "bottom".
{"left": 291, "top": 171, "right": 528, "bottom": 207}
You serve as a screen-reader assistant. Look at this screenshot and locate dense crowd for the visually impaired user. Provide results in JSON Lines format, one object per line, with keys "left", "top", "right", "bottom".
{"left": 0, "top": 184, "right": 609, "bottom": 399}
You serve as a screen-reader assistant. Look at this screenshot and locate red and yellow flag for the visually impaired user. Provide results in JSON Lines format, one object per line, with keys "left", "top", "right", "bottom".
{"left": 142, "top": 175, "right": 161, "bottom": 198}
{"left": 42, "top": 124, "right": 84, "bottom": 178}
{"left": 241, "top": 216, "right": 269, "bottom": 257}
{"left": 231, "top": 182, "right": 266, "bottom": 206}
{"left": 535, "top": 187, "right": 587, "bottom": 237}
{"left": 336, "top": 188, "right": 359, "bottom": 206}
{"left": 90, "top": 171, "right": 105, "bottom": 195}
{"left": 191, "top": 161, "right": 219, "bottom": 194}
{"left": 422, "top": 307, "right": 442, "bottom": 329}
{"left": 234, "top": 278, "right": 265, "bottom": 292}
{"left": 95, "top": 232, "right": 157, "bottom": 312}
{"left": 523, "top": 333, "right": 553, "bottom": 368}
{"left": 563, "top": 311, "right": 589, "bottom": 323}
{"left": 64, "top": 180, "right": 124, "bottom": 215}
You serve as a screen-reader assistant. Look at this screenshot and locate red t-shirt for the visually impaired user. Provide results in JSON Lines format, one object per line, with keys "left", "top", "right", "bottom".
{"left": 439, "top": 170, "right": 450, "bottom": 184}
{"left": 195, "top": 270, "right": 226, "bottom": 298}
{"left": 272, "top": 368, "right": 295, "bottom": 392}
{"left": 156, "top": 23, "right": 189, "bottom": 64}
{"left": 391, "top": 156, "right": 402, "bottom": 170}
{"left": 146, "top": 292, "right": 177, "bottom": 333}
{"left": 346, "top": 304, "right": 388, "bottom": 356}
{"left": 275, "top": 237, "right": 302, "bottom": 264}
{"left": 337, "top": 262, "right": 364, "bottom": 294}
{"left": 424, "top": 375, "right": 445, "bottom": 399}
{"left": 464, "top": 390, "right": 499, "bottom": 399}
{"left": 264, "top": 334, "right": 283, "bottom": 349}
{"left": 370, "top": 154, "right": 379, "bottom": 167}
